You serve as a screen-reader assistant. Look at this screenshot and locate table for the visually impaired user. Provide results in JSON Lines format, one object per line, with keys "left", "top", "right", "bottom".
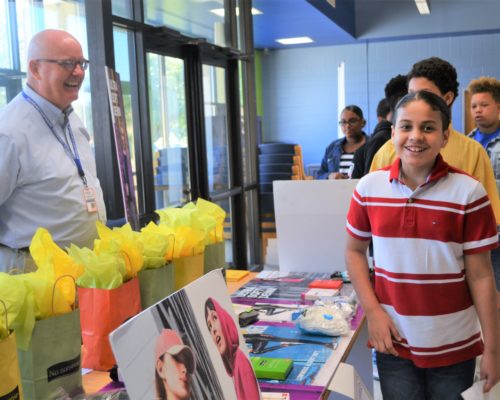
{"left": 82, "top": 272, "right": 372, "bottom": 398}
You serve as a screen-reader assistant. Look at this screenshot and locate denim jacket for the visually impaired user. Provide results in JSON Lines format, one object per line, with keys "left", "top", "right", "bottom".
{"left": 468, "top": 129, "right": 500, "bottom": 197}
{"left": 317, "top": 132, "right": 367, "bottom": 179}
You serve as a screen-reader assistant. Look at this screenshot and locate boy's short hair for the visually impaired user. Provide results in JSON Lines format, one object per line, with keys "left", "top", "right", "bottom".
{"left": 467, "top": 77, "right": 500, "bottom": 103}
{"left": 407, "top": 57, "right": 459, "bottom": 105}
{"left": 393, "top": 90, "right": 451, "bottom": 131}
{"left": 376, "top": 98, "right": 390, "bottom": 119}
{"left": 385, "top": 74, "right": 408, "bottom": 113}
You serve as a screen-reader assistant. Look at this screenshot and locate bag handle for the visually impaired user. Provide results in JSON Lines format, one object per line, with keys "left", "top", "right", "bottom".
{"left": 52, "top": 274, "right": 77, "bottom": 313}
{"left": 7, "top": 267, "right": 23, "bottom": 275}
{"left": 0, "top": 299, "right": 8, "bottom": 331}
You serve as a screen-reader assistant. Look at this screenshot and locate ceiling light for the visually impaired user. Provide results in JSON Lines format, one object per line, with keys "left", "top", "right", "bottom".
{"left": 210, "top": 7, "right": 263, "bottom": 17}
{"left": 415, "top": 0, "right": 430, "bottom": 15}
{"left": 275, "top": 37, "right": 314, "bottom": 45}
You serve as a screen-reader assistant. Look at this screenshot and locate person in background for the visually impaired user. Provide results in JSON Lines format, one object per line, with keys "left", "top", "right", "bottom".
{"left": 467, "top": 76, "right": 500, "bottom": 306}
{"left": 370, "top": 57, "right": 500, "bottom": 226}
{"left": 155, "top": 329, "right": 196, "bottom": 400}
{"left": 0, "top": 29, "right": 106, "bottom": 272}
{"left": 351, "top": 75, "right": 407, "bottom": 178}
{"left": 467, "top": 76, "right": 500, "bottom": 192}
{"left": 346, "top": 91, "right": 499, "bottom": 399}
{"left": 376, "top": 98, "right": 391, "bottom": 124}
{"left": 317, "top": 105, "right": 367, "bottom": 179}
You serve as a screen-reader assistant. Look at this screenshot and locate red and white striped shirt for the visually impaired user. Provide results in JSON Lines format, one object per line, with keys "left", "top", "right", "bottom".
{"left": 346, "top": 155, "right": 498, "bottom": 368}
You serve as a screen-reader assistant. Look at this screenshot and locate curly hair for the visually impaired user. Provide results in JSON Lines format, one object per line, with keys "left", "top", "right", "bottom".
{"left": 467, "top": 77, "right": 500, "bottom": 103}
{"left": 384, "top": 74, "right": 408, "bottom": 112}
{"left": 407, "top": 57, "right": 459, "bottom": 105}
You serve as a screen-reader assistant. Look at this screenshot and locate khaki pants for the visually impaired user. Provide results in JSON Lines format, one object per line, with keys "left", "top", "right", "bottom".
{"left": 0, "top": 246, "right": 36, "bottom": 273}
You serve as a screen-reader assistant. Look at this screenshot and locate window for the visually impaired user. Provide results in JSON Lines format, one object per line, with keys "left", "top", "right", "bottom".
{"left": 203, "top": 64, "right": 230, "bottom": 195}
{"left": 144, "top": 0, "right": 229, "bottom": 47}
{"left": 147, "top": 53, "right": 190, "bottom": 209}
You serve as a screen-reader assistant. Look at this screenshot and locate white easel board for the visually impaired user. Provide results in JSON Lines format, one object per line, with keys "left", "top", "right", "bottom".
{"left": 273, "top": 180, "right": 359, "bottom": 273}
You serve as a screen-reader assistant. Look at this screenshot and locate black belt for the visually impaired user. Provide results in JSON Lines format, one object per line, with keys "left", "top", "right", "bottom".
{"left": 0, "top": 243, "right": 29, "bottom": 252}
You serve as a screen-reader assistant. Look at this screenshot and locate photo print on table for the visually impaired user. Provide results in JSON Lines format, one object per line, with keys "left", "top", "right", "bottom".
{"left": 109, "top": 269, "right": 260, "bottom": 400}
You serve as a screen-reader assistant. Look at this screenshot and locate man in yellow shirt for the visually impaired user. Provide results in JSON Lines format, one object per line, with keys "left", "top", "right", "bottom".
{"left": 370, "top": 57, "right": 500, "bottom": 225}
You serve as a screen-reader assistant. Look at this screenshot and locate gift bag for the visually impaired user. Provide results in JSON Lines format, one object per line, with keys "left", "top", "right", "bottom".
{"left": 17, "top": 275, "right": 82, "bottom": 400}
{"left": 137, "top": 263, "right": 175, "bottom": 309}
{"left": 0, "top": 300, "right": 23, "bottom": 400}
{"left": 78, "top": 277, "right": 142, "bottom": 370}
{"left": 17, "top": 310, "right": 82, "bottom": 400}
{"left": 204, "top": 241, "right": 226, "bottom": 273}
{"left": 173, "top": 253, "right": 204, "bottom": 290}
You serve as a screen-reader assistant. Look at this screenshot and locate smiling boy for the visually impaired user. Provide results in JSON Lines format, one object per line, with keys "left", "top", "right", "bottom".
{"left": 346, "top": 91, "right": 499, "bottom": 399}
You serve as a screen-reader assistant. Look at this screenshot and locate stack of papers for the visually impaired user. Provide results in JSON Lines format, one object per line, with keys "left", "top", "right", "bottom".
{"left": 226, "top": 269, "right": 250, "bottom": 282}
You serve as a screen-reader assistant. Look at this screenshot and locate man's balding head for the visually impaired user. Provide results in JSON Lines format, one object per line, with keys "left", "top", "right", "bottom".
{"left": 26, "top": 29, "right": 85, "bottom": 110}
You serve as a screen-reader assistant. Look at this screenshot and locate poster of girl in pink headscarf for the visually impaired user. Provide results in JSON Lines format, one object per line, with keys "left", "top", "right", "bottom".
{"left": 204, "top": 297, "right": 260, "bottom": 400}
{"left": 109, "top": 269, "right": 260, "bottom": 400}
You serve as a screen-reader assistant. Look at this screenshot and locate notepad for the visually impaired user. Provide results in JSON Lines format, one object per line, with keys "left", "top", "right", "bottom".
{"left": 308, "top": 279, "right": 343, "bottom": 290}
{"left": 226, "top": 270, "right": 250, "bottom": 282}
{"left": 301, "top": 288, "right": 339, "bottom": 301}
{"left": 251, "top": 357, "right": 293, "bottom": 380}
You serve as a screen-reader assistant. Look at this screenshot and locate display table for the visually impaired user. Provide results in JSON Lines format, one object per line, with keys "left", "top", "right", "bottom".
{"left": 82, "top": 271, "right": 372, "bottom": 399}
{"left": 82, "top": 272, "right": 258, "bottom": 394}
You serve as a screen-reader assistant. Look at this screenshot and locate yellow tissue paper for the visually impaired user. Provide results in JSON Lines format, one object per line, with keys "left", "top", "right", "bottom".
{"left": 0, "top": 273, "right": 36, "bottom": 350}
{"left": 135, "top": 223, "right": 171, "bottom": 269}
{"left": 15, "top": 271, "right": 73, "bottom": 321}
{"left": 156, "top": 207, "right": 198, "bottom": 228}
{"left": 94, "top": 222, "right": 144, "bottom": 280}
{"left": 173, "top": 226, "right": 206, "bottom": 258}
{"left": 29, "top": 227, "right": 83, "bottom": 307}
{"left": 67, "top": 245, "right": 124, "bottom": 290}
{"left": 193, "top": 198, "right": 226, "bottom": 243}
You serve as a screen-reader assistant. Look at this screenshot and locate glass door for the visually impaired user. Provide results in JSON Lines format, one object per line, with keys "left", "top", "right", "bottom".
{"left": 202, "top": 63, "right": 233, "bottom": 260}
{"left": 203, "top": 64, "right": 230, "bottom": 196}
{"left": 146, "top": 53, "right": 191, "bottom": 209}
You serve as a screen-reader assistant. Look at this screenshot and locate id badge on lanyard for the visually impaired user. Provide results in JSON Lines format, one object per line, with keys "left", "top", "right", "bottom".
{"left": 82, "top": 186, "right": 98, "bottom": 213}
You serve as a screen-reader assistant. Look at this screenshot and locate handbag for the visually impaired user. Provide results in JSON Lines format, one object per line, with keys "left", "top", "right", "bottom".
{"left": 204, "top": 241, "right": 226, "bottom": 273}
{"left": 78, "top": 276, "right": 142, "bottom": 370}
{"left": 17, "top": 277, "right": 82, "bottom": 400}
{"left": 137, "top": 262, "right": 175, "bottom": 309}
{"left": 172, "top": 253, "right": 204, "bottom": 290}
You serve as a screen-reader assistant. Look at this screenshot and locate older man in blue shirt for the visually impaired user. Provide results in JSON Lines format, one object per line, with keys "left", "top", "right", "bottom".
{"left": 0, "top": 29, "right": 106, "bottom": 272}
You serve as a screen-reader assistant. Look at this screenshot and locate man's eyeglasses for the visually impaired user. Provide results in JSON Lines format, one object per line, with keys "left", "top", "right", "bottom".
{"left": 36, "top": 58, "right": 90, "bottom": 71}
{"left": 339, "top": 118, "right": 361, "bottom": 127}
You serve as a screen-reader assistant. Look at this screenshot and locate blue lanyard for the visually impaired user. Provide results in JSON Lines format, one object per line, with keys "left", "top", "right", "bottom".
{"left": 22, "top": 91, "right": 87, "bottom": 186}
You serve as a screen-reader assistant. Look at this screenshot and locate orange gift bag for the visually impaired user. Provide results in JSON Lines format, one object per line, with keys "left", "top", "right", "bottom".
{"left": 78, "top": 277, "right": 142, "bottom": 371}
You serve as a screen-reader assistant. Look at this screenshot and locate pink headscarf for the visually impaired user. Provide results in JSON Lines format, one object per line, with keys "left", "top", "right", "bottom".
{"left": 209, "top": 297, "right": 239, "bottom": 375}
{"left": 207, "top": 298, "right": 260, "bottom": 400}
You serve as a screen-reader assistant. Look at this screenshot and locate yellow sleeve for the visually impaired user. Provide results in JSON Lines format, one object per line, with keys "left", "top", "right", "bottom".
{"left": 469, "top": 145, "right": 500, "bottom": 225}
{"left": 369, "top": 140, "right": 396, "bottom": 172}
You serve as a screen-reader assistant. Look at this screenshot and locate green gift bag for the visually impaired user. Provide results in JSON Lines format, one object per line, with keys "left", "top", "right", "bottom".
{"left": 17, "top": 309, "right": 82, "bottom": 399}
{"left": 204, "top": 241, "right": 226, "bottom": 273}
{"left": 138, "top": 263, "right": 175, "bottom": 309}
{"left": 173, "top": 253, "right": 204, "bottom": 290}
